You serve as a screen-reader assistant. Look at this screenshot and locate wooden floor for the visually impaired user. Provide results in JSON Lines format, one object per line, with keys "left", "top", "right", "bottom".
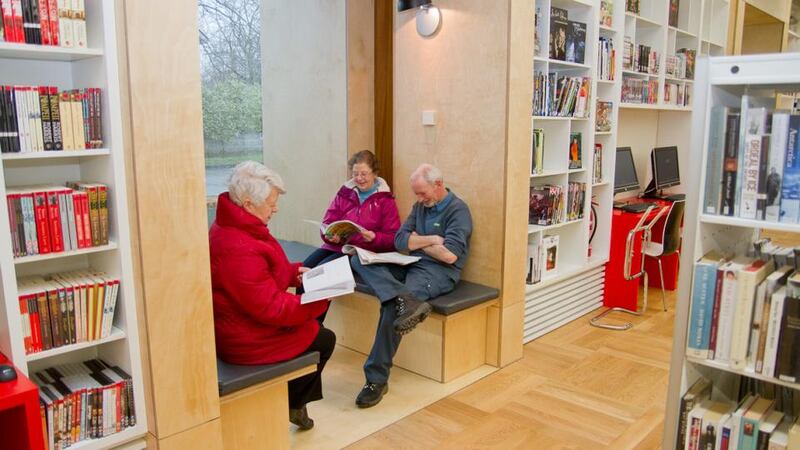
{"left": 348, "top": 287, "right": 677, "bottom": 449}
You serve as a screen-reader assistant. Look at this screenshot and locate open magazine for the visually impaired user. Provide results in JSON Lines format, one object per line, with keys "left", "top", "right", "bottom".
{"left": 303, "top": 219, "right": 365, "bottom": 241}
{"left": 300, "top": 255, "right": 356, "bottom": 304}
{"left": 342, "top": 245, "right": 421, "bottom": 266}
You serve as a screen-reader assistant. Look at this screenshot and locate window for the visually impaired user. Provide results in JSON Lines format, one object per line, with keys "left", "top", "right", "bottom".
{"left": 199, "top": 0, "right": 263, "bottom": 198}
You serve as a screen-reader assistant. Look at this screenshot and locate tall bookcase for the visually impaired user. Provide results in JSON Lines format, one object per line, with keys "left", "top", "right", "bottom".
{"left": 524, "top": 0, "right": 731, "bottom": 343}
{"left": 0, "top": 2, "right": 147, "bottom": 449}
{"left": 663, "top": 54, "right": 800, "bottom": 449}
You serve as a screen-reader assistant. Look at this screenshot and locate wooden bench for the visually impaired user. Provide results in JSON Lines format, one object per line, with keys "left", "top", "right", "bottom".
{"left": 280, "top": 240, "right": 500, "bottom": 383}
{"left": 217, "top": 352, "right": 320, "bottom": 450}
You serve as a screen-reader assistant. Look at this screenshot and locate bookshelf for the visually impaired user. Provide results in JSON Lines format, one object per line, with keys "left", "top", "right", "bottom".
{"left": 525, "top": 0, "right": 621, "bottom": 342}
{"left": 663, "top": 54, "right": 800, "bottom": 449}
{"left": 0, "top": 1, "right": 147, "bottom": 449}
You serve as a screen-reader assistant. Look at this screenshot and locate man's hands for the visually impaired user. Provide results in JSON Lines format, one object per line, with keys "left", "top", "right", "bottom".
{"left": 407, "top": 231, "right": 444, "bottom": 250}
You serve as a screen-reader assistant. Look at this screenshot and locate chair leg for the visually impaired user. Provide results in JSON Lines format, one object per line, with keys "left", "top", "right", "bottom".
{"left": 657, "top": 258, "right": 667, "bottom": 311}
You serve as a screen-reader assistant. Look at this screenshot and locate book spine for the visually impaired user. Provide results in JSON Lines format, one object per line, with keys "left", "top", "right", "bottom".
{"left": 741, "top": 134, "right": 763, "bottom": 219}
{"left": 48, "top": 87, "right": 63, "bottom": 150}
{"left": 708, "top": 266, "right": 725, "bottom": 359}
{"left": 730, "top": 265, "right": 763, "bottom": 370}
{"left": 46, "top": 189, "right": 64, "bottom": 252}
{"left": 776, "top": 296, "right": 800, "bottom": 382}
{"left": 58, "top": 191, "right": 70, "bottom": 251}
{"left": 38, "top": 86, "right": 54, "bottom": 150}
{"left": 688, "top": 261, "right": 718, "bottom": 358}
{"left": 59, "top": 89, "right": 74, "bottom": 150}
{"left": 766, "top": 113, "right": 790, "bottom": 222}
{"left": 70, "top": 90, "right": 85, "bottom": 149}
{"left": 705, "top": 107, "right": 726, "bottom": 214}
{"left": 756, "top": 135, "right": 771, "bottom": 220}
{"left": 47, "top": 0, "right": 57, "bottom": 45}
{"left": 56, "top": 0, "right": 71, "bottom": 47}
{"left": 33, "top": 190, "right": 51, "bottom": 253}
{"left": 780, "top": 116, "right": 800, "bottom": 223}
{"left": 65, "top": 191, "right": 77, "bottom": 251}
{"left": 46, "top": 288, "right": 61, "bottom": 347}
{"left": 36, "top": 291, "right": 52, "bottom": 350}
{"left": 86, "top": 185, "right": 98, "bottom": 246}
{"left": 38, "top": 0, "right": 49, "bottom": 44}
{"left": 79, "top": 192, "right": 90, "bottom": 248}
{"left": 30, "top": 86, "right": 44, "bottom": 151}
{"left": 722, "top": 113, "right": 741, "bottom": 216}
{"left": 72, "top": 0, "right": 84, "bottom": 48}
{"left": 97, "top": 185, "right": 107, "bottom": 245}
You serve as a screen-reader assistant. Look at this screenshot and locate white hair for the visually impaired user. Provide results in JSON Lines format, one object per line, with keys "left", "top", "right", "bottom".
{"left": 228, "top": 161, "right": 286, "bottom": 206}
{"left": 410, "top": 163, "right": 443, "bottom": 185}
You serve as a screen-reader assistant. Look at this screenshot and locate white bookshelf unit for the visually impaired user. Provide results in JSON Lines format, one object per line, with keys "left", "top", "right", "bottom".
{"left": 619, "top": 0, "right": 730, "bottom": 110}
{"left": 525, "top": 0, "right": 731, "bottom": 344}
{"left": 663, "top": 54, "right": 800, "bottom": 449}
{"left": 0, "top": 2, "right": 147, "bottom": 449}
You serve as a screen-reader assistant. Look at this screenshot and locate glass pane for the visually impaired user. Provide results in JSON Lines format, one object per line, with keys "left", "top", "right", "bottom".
{"left": 199, "top": 0, "right": 263, "bottom": 198}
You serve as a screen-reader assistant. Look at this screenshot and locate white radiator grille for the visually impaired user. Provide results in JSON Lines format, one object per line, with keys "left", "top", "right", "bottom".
{"left": 523, "top": 266, "right": 605, "bottom": 343}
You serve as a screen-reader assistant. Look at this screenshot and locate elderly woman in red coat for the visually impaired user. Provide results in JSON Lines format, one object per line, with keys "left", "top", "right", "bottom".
{"left": 209, "top": 161, "right": 334, "bottom": 431}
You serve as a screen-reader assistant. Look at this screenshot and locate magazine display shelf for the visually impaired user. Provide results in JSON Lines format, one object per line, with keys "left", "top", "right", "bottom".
{"left": 0, "top": 1, "right": 147, "bottom": 449}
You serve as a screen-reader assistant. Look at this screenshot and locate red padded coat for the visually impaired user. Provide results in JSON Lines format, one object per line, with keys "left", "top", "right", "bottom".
{"left": 210, "top": 192, "right": 328, "bottom": 365}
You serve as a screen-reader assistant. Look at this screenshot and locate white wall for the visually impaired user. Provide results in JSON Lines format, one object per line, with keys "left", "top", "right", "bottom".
{"left": 262, "top": 0, "right": 349, "bottom": 245}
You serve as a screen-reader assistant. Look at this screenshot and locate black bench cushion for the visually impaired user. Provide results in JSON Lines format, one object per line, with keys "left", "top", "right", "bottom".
{"left": 217, "top": 352, "right": 320, "bottom": 396}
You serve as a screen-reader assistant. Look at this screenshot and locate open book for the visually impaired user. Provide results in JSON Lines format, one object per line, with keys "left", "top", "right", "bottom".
{"left": 300, "top": 255, "right": 356, "bottom": 304}
{"left": 304, "top": 219, "right": 365, "bottom": 241}
{"left": 342, "top": 245, "right": 421, "bottom": 266}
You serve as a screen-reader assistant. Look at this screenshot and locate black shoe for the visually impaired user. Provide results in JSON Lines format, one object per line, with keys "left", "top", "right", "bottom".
{"left": 355, "top": 382, "right": 388, "bottom": 408}
{"left": 393, "top": 295, "right": 432, "bottom": 335}
{"left": 289, "top": 405, "right": 314, "bottom": 430}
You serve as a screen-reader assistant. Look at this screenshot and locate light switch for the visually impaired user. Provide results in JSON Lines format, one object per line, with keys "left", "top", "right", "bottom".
{"left": 422, "top": 110, "right": 437, "bottom": 126}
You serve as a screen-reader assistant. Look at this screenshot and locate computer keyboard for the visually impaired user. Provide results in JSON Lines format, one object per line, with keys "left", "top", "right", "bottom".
{"left": 619, "top": 202, "right": 656, "bottom": 213}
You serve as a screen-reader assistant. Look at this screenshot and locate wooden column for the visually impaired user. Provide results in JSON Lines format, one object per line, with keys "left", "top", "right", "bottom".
{"left": 117, "top": 0, "right": 222, "bottom": 446}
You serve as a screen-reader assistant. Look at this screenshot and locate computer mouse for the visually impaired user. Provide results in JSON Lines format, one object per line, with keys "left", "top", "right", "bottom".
{"left": 0, "top": 364, "right": 17, "bottom": 382}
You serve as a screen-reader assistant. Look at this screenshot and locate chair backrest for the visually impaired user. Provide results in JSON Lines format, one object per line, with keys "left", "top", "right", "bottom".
{"left": 660, "top": 199, "right": 685, "bottom": 255}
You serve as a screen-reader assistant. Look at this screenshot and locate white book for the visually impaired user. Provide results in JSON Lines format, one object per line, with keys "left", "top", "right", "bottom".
{"left": 748, "top": 280, "right": 768, "bottom": 371}
{"left": 768, "top": 419, "right": 791, "bottom": 450}
{"left": 30, "top": 88, "right": 44, "bottom": 152}
{"left": 730, "top": 259, "right": 773, "bottom": 370}
{"left": 762, "top": 286, "right": 786, "bottom": 378}
{"left": 341, "top": 244, "right": 420, "bottom": 266}
{"left": 300, "top": 255, "right": 355, "bottom": 304}
{"left": 65, "top": 192, "right": 78, "bottom": 251}
{"left": 57, "top": 0, "right": 73, "bottom": 47}
{"left": 740, "top": 133, "right": 764, "bottom": 219}
{"left": 58, "top": 191, "right": 71, "bottom": 250}
{"left": 72, "top": 0, "right": 86, "bottom": 48}
{"left": 766, "top": 113, "right": 790, "bottom": 221}
{"left": 14, "top": 87, "right": 29, "bottom": 153}
{"left": 715, "top": 259, "right": 749, "bottom": 363}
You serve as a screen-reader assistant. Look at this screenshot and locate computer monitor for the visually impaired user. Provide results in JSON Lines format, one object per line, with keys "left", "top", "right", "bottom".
{"left": 614, "top": 147, "right": 640, "bottom": 195}
{"left": 652, "top": 146, "right": 680, "bottom": 190}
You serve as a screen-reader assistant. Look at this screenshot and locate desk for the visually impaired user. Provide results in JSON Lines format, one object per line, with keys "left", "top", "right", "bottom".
{"left": 0, "top": 354, "right": 44, "bottom": 450}
{"left": 603, "top": 198, "right": 680, "bottom": 311}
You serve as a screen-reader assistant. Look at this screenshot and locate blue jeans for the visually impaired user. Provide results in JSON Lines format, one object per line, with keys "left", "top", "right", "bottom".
{"left": 350, "top": 256, "right": 455, "bottom": 384}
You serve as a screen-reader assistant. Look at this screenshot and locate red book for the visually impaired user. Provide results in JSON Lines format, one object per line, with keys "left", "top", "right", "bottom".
{"left": 45, "top": 188, "right": 64, "bottom": 253}
{"left": 46, "top": 0, "right": 58, "bottom": 46}
{"left": 0, "top": 0, "right": 14, "bottom": 43}
{"left": 707, "top": 266, "right": 725, "bottom": 359}
{"left": 10, "top": 0, "right": 22, "bottom": 43}
{"left": 37, "top": 0, "right": 50, "bottom": 45}
{"left": 33, "top": 190, "right": 51, "bottom": 254}
{"left": 19, "top": 296, "right": 30, "bottom": 353}
{"left": 72, "top": 192, "right": 85, "bottom": 249}
{"left": 79, "top": 192, "right": 91, "bottom": 247}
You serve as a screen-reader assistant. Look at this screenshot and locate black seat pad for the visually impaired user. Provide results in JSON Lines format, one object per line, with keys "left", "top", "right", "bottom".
{"left": 217, "top": 352, "right": 320, "bottom": 396}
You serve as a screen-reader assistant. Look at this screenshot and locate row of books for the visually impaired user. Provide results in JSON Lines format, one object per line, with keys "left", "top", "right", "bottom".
{"left": 600, "top": 0, "right": 613, "bottom": 27}
{"left": 597, "top": 37, "right": 616, "bottom": 81}
{"left": 0, "top": 0, "right": 87, "bottom": 48}
{"left": 623, "top": 38, "right": 660, "bottom": 75}
{"left": 596, "top": 100, "right": 613, "bottom": 132}
{"left": 7, "top": 182, "right": 109, "bottom": 258}
{"left": 33, "top": 359, "right": 136, "bottom": 450}
{"left": 593, "top": 143, "right": 603, "bottom": 184}
{"left": 526, "top": 234, "right": 559, "bottom": 285}
{"left": 677, "top": 376, "right": 800, "bottom": 450}
{"left": 18, "top": 269, "right": 119, "bottom": 355}
{"left": 529, "top": 184, "right": 564, "bottom": 226}
{"left": 666, "top": 49, "right": 696, "bottom": 80}
{"left": 533, "top": 73, "right": 591, "bottom": 118}
{"left": 688, "top": 249, "right": 799, "bottom": 383}
{"left": 566, "top": 181, "right": 586, "bottom": 221}
{"left": 705, "top": 107, "right": 800, "bottom": 222}
{"left": 664, "top": 82, "right": 691, "bottom": 107}
{"left": 0, "top": 85, "right": 103, "bottom": 153}
{"left": 621, "top": 77, "right": 659, "bottom": 105}
{"left": 549, "top": 7, "right": 586, "bottom": 64}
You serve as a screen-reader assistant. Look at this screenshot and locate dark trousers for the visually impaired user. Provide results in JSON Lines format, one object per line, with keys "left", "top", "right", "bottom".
{"left": 300, "top": 248, "right": 342, "bottom": 323}
{"left": 349, "top": 256, "right": 455, "bottom": 384}
{"left": 288, "top": 326, "right": 336, "bottom": 409}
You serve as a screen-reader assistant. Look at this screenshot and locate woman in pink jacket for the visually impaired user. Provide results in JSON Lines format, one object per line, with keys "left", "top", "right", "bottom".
{"left": 304, "top": 150, "right": 401, "bottom": 269}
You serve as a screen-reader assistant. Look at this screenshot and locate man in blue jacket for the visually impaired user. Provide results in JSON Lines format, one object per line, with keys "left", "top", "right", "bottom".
{"left": 350, "top": 163, "right": 473, "bottom": 408}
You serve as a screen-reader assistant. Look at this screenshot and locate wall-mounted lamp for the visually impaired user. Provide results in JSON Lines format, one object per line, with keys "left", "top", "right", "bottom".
{"left": 398, "top": 0, "right": 441, "bottom": 37}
